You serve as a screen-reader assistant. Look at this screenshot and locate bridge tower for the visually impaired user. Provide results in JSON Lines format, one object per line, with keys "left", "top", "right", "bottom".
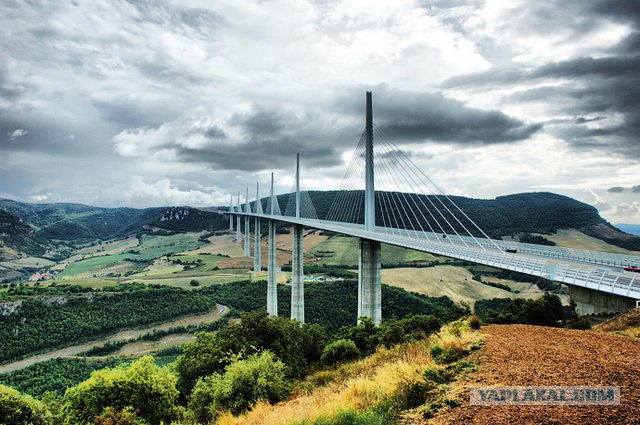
{"left": 244, "top": 188, "right": 250, "bottom": 257}
{"left": 291, "top": 153, "right": 304, "bottom": 323}
{"left": 267, "top": 173, "right": 278, "bottom": 316}
{"left": 229, "top": 194, "right": 234, "bottom": 230}
{"left": 254, "top": 183, "right": 262, "bottom": 272}
{"left": 358, "top": 91, "right": 382, "bottom": 325}
{"left": 236, "top": 192, "right": 241, "bottom": 243}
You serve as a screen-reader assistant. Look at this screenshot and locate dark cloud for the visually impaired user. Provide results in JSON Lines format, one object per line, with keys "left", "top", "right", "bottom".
{"left": 147, "top": 106, "right": 356, "bottom": 172}
{"left": 444, "top": 35, "right": 640, "bottom": 154}
{"left": 340, "top": 86, "right": 541, "bottom": 145}
{"left": 143, "top": 86, "right": 542, "bottom": 173}
{"left": 608, "top": 186, "right": 625, "bottom": 193}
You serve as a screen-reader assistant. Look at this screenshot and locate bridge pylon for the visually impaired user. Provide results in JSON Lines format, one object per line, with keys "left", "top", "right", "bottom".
{"left": 291, "top": 153, "right": 304, "bottom": 323}
{"left": 235, "top": 191, "right": 241, "bottom": 243}
{"left": 244, "top": 187, "right": 251, "bottom": 257}
{"left": 358, "top": 91, "right": 382, "bottom": 325}
{"left": 229, "top": 194, "right": 234, "bottom": 230}
{"left": 254, "top": 183, "right": 262, "bottom": 272}
{"left": 267, "top": 172, "right": 278, "bottom": 316}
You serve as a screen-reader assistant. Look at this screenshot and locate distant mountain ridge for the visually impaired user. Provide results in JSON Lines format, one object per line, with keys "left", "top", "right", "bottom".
{"left": 1, "top": 192, "right": 639, "bottom": 260}
{"left": 0, "top": 199, "right": 228, "bottom": 259}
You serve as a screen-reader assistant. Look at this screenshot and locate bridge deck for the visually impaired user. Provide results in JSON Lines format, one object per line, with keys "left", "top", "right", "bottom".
{"left": 231, "top": 212, "right": 640, "bottom": 300}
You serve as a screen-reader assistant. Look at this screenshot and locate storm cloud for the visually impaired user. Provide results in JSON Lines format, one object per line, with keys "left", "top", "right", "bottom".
{"left": 0, "top": 0, "right": 639, "bottom": 223}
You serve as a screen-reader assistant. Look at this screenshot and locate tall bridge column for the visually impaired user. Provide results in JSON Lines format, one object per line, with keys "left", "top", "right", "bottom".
{"left": 358, "top": 91, "right": 381, "bottom": 325}
{"left": 267, "top": 219, "right": 278, "bottom": 316}
{"left": 291, "top": 224, "right": 304, "bottom": 322}
{"left": 267, "top": 172, "right": 278, "bottom": 316}
{"left": 254, "top": 217, "right": 261, "bottom": 271}
{"left": 229, "top": 194, "right": 234, "bottom": 231}
{"left": 235, "top": 192, "right": 241, "bottom": 243}
{"left": 244, "top": 188, "right": 250, "bottom": 256}
{"left": 291, "top": 153, "right": 304, "bottom": 323}
{"left": 358, "top": 238, "right": 381, "bottom": 325}
{"left": 244, "top": 216, "right": 250, "bottom": 256}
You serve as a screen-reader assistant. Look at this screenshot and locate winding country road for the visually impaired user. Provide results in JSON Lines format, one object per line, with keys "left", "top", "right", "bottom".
{"left": 0, "top": 303, "right": 228, "bottom": 374}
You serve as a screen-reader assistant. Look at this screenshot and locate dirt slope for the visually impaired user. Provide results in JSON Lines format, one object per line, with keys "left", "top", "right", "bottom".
{"left": 594, "top": 307, "right": 640, "bottom": 338}
{"left": 431, "top": 325, "right": 640, "bottom": 425}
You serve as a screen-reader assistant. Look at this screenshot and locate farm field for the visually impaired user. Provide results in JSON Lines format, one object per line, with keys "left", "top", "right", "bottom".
{"left": 538, "top": 229, "right": 640, "bottom": 253}
{"left": 381, "top": 266, "right": 565, "bottom": 306}
{"left": 308, "top": 235, "right": 437, "bottom": 265}
{"left": 0, "top": 256, "right": 55, "bottom": 270}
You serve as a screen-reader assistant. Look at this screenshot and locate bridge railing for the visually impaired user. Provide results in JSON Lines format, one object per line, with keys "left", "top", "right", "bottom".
{"left": 230, "top": 211, "right": 640, "bottom": 300}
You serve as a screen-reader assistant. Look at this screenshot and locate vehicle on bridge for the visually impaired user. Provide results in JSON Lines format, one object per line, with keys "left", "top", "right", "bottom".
{"left": 505, "top": 249, "right": 518, "bottom": 253}
{"left": 624, "top": 266, "right": 640, "bottom": 273}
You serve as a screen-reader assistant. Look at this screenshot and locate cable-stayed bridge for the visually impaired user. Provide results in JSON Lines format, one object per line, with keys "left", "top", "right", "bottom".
{"left": 229, "top": 92, "right": 640, "bottom": 324}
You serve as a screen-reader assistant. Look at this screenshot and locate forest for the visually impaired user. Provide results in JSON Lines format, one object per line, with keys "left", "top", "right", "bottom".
{"left": 0, "top": 285, "right": 217, "bottom": 362}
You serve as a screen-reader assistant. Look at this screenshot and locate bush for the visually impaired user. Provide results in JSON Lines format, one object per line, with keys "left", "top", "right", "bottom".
{"left": 63, "top": 356, "right": 180, "bottom": 425}
{"left": 0, "top": 384, "right": 52, "bottom": 425}
{"left": 176, "top": 311, "right": 326, "bottom": 397}
{"left": 429, "top": 344, "right": 463, "bottom": 365}
{"left": 321, "top": 339, "right": 361, "bottom": 366}
{"left": 188, "top": 351, "right": 290, "bottom": 423}
{"left": 567, "top": 316, "right": 592, "bottom": 330}
{"left": 468, "top": 315, "right": 481, "bottom": 330}
{"left": 422, "top": 366, "right": 452, "bottom": 385}
{"left": 190, "top": 279, "right": 200, "bottom": 287}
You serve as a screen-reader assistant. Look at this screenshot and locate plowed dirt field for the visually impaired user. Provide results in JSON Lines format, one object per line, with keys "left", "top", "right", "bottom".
{"left": 431, "top": 324, "right": 640, "bottom": 425}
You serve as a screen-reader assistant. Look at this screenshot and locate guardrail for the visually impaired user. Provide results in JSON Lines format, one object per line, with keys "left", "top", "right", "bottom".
{"left": 230, "top": 212, "right": 640, "bottom": 300}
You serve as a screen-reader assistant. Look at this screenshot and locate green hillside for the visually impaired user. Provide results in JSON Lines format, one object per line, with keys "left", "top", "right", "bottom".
{"left": 0, "top": 199, "right": 228, "bottom": 249}
{"left": 258, "top": 191, "right": 638, "bottom": 250}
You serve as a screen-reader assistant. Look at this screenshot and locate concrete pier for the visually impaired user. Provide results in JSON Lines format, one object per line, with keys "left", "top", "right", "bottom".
{"left": 267, "top": 173, "right": 278, "bottom": 316}
{"left": 358, "top": 238, "right": 381, "bottom": 325}
{"left": 229, "top": 194, "right": 234, "bottom": 230}
{"left": 254, "top": 218, "right": 261, "bottom": 271}
{"left": 267, "top": 219, "right": 277, "bottom": 316}
{"left": 568, "top": 285, "right": 636, "bottom": 315}
{"left": 290, "top": 153, "right": 304, "bottom": 322}
{"left": 291, "top": 224, "right": 304, "bottom": 322}
{"left": 358, "top": 91, "right": 382, "bottom": 325}
{"left": 235, "top": 192, "right": 241, "bottom": 243}
{"left": 244, "top": 188, "right": 250, "bottom": 257}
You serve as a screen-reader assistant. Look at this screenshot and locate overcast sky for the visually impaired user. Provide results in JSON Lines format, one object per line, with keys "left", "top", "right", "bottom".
{"left": 1, "top": 0, "right": 639, "bottom": 224}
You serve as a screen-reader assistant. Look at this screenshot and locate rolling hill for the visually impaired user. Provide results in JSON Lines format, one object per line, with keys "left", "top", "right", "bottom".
{"left": 0, "top": 200, "right": 229, "bottom": 259}
{"left": 2, "top": 191, "right": 639, "bottom": 260}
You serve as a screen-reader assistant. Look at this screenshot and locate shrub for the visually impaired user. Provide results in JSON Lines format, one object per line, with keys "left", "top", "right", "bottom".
{"left": 188, "top": 351, "right": 290, "bottom": 423}
{"left": 321, "top": 339, "right": 361, "bottom": 366}
{"left": 422, "top": 366, "right": 451, "bottom": 385}
{"left": 0, "top": 384, "right": 52, "bottom": 425}
{"left": 190, "top": 279, "right": 200, "bottom": 287}
{"left": 429, "top": 343, "right": 463, "bottom": 365}
{"left": 567, "top": 316, "right": 592, "bottom": 330}
{"left": 468, "top": 315, "right": 481, "bottom": 330}
{"left": 63, "top": 356, "right": 180, "bottom": 425}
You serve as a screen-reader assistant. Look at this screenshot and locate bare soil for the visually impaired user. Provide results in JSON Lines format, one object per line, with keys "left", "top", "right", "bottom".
{"left": 430, "top": 325, "right": 640, "bottom": 425}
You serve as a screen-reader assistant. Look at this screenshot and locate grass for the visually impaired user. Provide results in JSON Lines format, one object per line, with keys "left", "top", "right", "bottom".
{"left": 308, "top": 236, "right": 436, "bottom": 266}
{"left": 58, "top": 233, "right": 208, "bottom": 278}
{"left": 381, "top": 266, "right": 567, "bottom": 305}
{"left": 123, "top": 270, "right": 252, "bottom": 289}
{"left": 0, "top": 257, "right": 55, "bottom": 270}
{"left": 541, "top": 229, "right": 639, "bottom": 253}
{"left": 218, "top": 320, "right": 481, "bottom": 425}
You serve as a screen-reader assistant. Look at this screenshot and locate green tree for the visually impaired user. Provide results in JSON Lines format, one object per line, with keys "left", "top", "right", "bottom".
{"left": 187, "top": 351, "right": 290, "bottom": 424}
{"left": 0, "top": 384, "right": 52, "bottom": 425}
{"left": 320, "top": 339, "right": 360, "bottom": 365}
{"left": 176, "top": 311, "right": 326, "bottom": 398}
{"left": 63, "top": 356, "right": 181, "bottom": 425}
